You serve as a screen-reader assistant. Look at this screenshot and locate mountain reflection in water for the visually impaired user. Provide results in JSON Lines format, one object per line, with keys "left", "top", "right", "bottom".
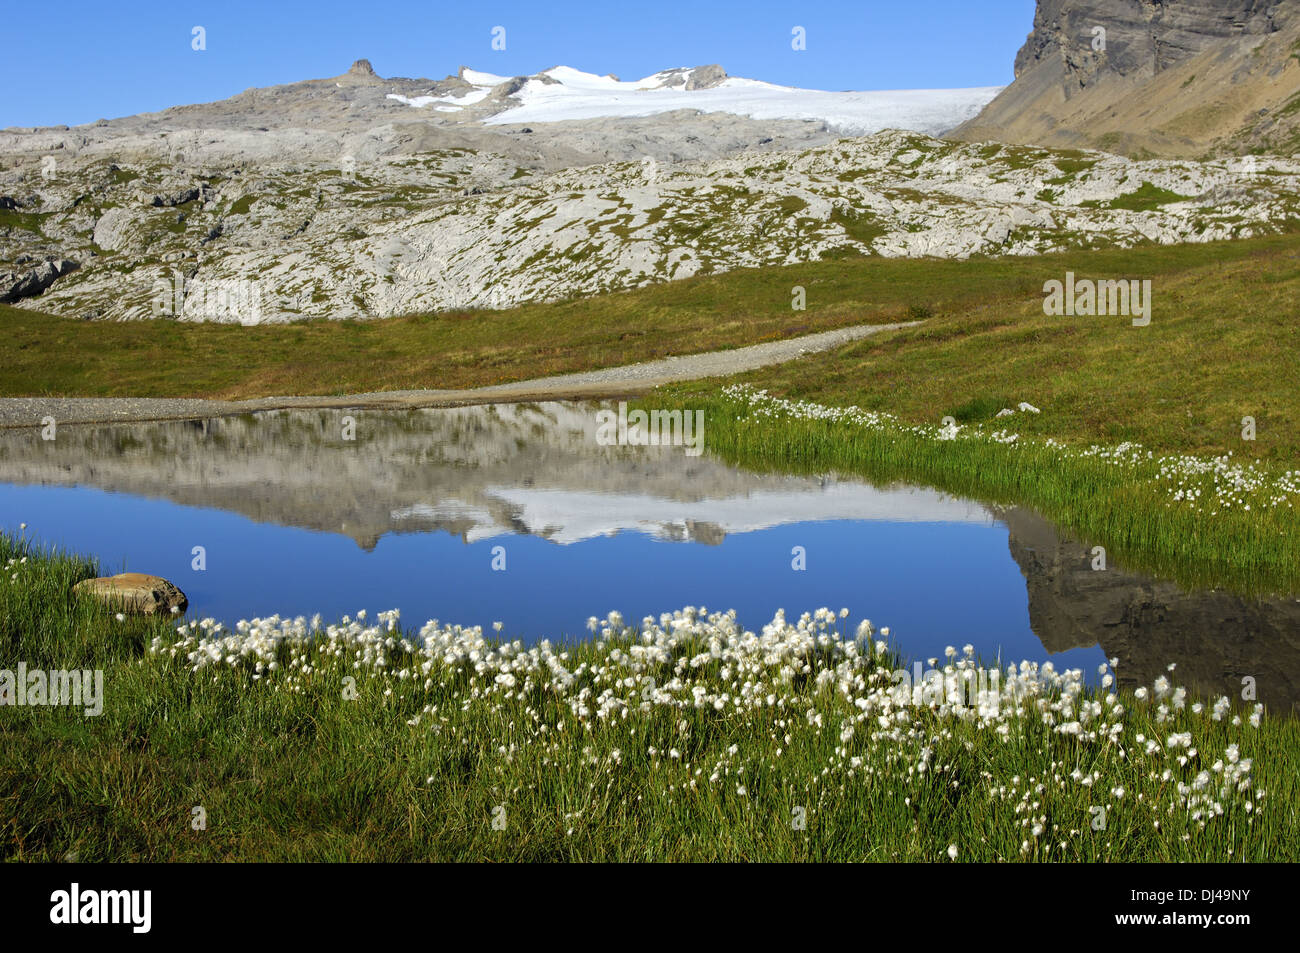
{"left": 0, "top": 402, "right": 1295, "bottom": 713}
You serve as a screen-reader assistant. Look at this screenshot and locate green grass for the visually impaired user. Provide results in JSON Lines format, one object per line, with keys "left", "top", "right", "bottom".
{"left": 946, "top": 394, "right": 1020, "bottom": 424}
{"left": 666, "top": 233, "right": 1300, "bottom": 460}
{"left": 4, "top": 233, "right": 1298, "bottom": 401}
{"left": 828, "top": 207, "right": 889, "bottom": 246}
{"left": 0, "top": 207, "right": 52, "bottom": 233}
{"left": 1082, "top": 181, "right": 1193, "bottom": 212}
{"left": 2, "top": 531, "right": 1295, "bottom": 862}
{"left": 1049, "top": 155, "right": 1098, "bottom": 178}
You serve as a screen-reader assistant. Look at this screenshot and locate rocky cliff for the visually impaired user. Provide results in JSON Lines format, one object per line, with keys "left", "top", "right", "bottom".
{"left": 955, "top": 0, "right": 1300, "bottom": 157}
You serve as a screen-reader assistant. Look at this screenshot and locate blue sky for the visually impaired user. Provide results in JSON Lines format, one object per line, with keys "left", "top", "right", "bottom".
{"left": 3, "top": 0, "right": 1034, "bottom": 128}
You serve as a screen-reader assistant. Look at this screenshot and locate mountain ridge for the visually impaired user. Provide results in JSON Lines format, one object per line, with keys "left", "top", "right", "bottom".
{"left": 4, "top": 43, "right": 1300, "bottom": 322}
{"left": 5, "top": 127, "right": 1300, "bottom": 322}
{"left": 954, "top": 0, "right": 1300, "bottom": 157}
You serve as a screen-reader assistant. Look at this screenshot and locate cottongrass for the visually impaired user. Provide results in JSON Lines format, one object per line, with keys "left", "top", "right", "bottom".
{"left": 6, "top": 531, "right": 1293, "bottom": 860}
{"left": 719, "top": 384, "right": 1299, "bottom": 515}
{"left": 3, "top": 555, "right": 28, "bottom": 584}
{"left": 145, "top": 603, "right": 1280, "bottom": 861}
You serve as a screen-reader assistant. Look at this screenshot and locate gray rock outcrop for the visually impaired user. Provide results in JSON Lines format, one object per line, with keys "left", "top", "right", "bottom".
{"left": 955, "top": 0, "right": 1300, "bottom": 156}
{"left": 0, "top": 257, "right": 79, "bottom": 303}
{"left": 4, "top": 128, "right": 1298, "bottom": 322}
{"left": 1014, "top": 0, "right": 1284, "bottom": 82}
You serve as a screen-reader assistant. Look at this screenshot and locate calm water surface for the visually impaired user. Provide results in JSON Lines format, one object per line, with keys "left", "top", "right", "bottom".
{"left": 1, "top": 402, "right": 1295, "bottom": 710}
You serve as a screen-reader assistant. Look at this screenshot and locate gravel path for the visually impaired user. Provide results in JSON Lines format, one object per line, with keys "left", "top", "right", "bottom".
{"left": 0, "top": 321, "right": 918, "bottom": 429}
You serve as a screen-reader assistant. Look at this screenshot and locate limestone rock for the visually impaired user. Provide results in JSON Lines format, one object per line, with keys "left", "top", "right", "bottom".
{"left": 0, "top": 257, "right": 79, "bottom": 303}
{"left": 8, "top": 128, "right": 1300, "bottom": 324}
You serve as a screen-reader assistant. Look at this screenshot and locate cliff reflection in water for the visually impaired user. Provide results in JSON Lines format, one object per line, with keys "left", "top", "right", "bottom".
{"left": 0, "top": 402, "right": 1295, "bottom": 712}
{"left": 1003, "top": 507, "right": 1300, "bottom": 714}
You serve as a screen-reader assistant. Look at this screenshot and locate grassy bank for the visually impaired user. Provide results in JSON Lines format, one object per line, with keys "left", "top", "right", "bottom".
{"left": 1, "top": 531, "right": 1295, "bottom": 862}
{"left": 647, "top": 232, "right": 1300, "bottom": 593}
{"left": 2, "top": 233, "right": 1296, "bottom": 400}
{"left": 653, "top": 385, "right": 1300, "bottom": 595}
{"left": 663, "top": 232, "right": 1300, "bottom": 460}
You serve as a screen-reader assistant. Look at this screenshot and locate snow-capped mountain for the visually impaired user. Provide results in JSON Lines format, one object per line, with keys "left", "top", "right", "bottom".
{"left": 386, "top": 64, "right": 1002, "bottom": 137}
{"left": 5, "top": 58, "right": 1299, "bottom": 323}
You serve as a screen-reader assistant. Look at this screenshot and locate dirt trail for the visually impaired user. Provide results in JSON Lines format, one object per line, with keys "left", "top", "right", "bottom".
{"left": 0, "top": 320, "right": 918, "bottom": 429}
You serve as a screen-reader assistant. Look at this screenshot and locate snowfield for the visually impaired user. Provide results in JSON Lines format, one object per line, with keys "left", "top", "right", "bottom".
{"left": 389, "top": 64, "right": 1002, "bottom": 136}
{"left": 386, "top": 86, "right": 493, "bottom": 109}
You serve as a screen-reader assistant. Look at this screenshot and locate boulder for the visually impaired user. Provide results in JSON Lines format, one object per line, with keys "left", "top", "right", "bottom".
{"left": 72, "top": 573, "right": 188, "bottom": 615}
{"left": 0, "top": 258, "right": 79, "bottom": 303}
{"left": 148, "top": 187, "right": 202, "bottom": 208}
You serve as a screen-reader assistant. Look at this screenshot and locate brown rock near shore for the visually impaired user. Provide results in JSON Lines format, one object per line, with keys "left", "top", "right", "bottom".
{"left": 72, "top": 572, "right": 188, "bottom": 615}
